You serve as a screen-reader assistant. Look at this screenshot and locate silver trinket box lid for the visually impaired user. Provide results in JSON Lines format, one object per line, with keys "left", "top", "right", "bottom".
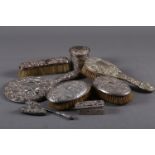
{"left": 74, "top": 100, "right": 104, "bottom": 110}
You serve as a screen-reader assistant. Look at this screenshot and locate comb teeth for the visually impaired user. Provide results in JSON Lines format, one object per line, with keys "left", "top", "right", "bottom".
{"left": 18, "top": 64, "right": 70, "bottom": 78}
{"left": 97, "top": 90, "right": 133, "bottom": 105}
{"left": 81, "top": 66, "right": 98, "bottom": 79}
{"left": 48, "top": 91, "right": 91, "bottom": 111}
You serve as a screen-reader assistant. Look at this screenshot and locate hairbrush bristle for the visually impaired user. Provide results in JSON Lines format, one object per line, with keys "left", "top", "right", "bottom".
{"left": 97, "top": 90, "right": 133, "bottom": 105}
{"left": 48, "top": 91, "right": 91, "bottom": 111}
{"left": 81, "top": 66, "right": 98, "bottom": 79}
{"left": 18, "top": 64, "right": 70, "bottom": 78}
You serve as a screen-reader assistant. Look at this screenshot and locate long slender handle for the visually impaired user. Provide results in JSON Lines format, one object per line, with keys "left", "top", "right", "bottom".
{"left": 53, "top": 111, "right": 76, "bottom": 120}
{"left": 118, "top": 72, "right": 155, "bottom": 92}
{"left": 45, "top": 108, "right": 76, "bottom": 120}
{"left": 48, "top": 70, "right": 79, "bottom": 90}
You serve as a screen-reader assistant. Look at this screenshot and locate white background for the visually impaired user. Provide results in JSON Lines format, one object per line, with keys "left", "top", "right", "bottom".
{"left": 0, "top": 0, "right": 155, "bottom": 26}
{"left": 0, "top": 0, "right": 155, "bottom": 155}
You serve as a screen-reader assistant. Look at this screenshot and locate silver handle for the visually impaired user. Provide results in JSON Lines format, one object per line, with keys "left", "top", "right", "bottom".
{"left": 118, "top": 72, "right": 155, "bottom": 92}
{"left": 45, "top": 108, "right": 76, "bottom": 120}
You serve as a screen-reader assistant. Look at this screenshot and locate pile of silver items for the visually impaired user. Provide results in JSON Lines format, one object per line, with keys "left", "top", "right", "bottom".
{"left": 4, "top": 46, "right": 154, "bottom": 120}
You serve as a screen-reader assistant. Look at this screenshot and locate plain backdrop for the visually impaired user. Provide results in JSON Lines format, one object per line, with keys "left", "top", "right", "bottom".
{"left": 0, "top": 26, "right": 155, "bottom": 129}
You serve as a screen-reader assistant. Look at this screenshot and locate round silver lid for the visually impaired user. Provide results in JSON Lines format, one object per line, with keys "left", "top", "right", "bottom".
{"left": 84, "top": 57, "right": 122, "bottom": 77}
{"left": 93, "top": 76, "right": 131, "bottom": 96}
{"left": 47, "top": 80, "right": 91, "bottom": 103}
{"left": 69, "top": 46, "right": 90, "bottom": 56}
{"left": 4, "top": 77, "right": 50, "bottom": 103}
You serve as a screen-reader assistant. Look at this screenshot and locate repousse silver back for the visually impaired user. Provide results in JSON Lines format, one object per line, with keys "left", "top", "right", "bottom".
{"left": 4, "top": 77, "right": 50, "bottom": 103}
{"left": 84, "top": 57, "right": 155, "bottom": 92}
{"left": 93, "top": 76, "right": 131, "bottom": 96}
{"left": 19, "top": 57, "right": 70, "bottom": 70}
{"left": 74, "top": 100, "right": 104, "bottom": 109}
{"left": 20, "top": 101, "right": 47, "bottom": 115}
{"left": 69, "top": 46, "right": 90, "bottom": 70}
{"left": 47, "top": 80, "right": 91, "bottom": 103}
{"left": 84, "top": 57, "right": 121, "bottom": 77}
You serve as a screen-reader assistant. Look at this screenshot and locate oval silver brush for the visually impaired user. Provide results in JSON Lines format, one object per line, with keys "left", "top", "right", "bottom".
{"left": 82, "top": 57, "right": 154, "bottom": 92}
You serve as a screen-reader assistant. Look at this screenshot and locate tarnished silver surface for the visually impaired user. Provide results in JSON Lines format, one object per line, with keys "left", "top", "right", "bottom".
{"left": 44, "top": 107, "right": 76, "bottom": 120}
{"left": 78, "top": 108, "right": 104, "bottom": 115}
{"left": 75, "top": 100, "right": 105, "bottom": 115}
{"left": 51, "top": 70, "right": 79, "bottom": 87}
{"left": 83, "top": 57, "right": 155, "bottom": 92}
{"left": 20, "top": 101, "right": 75, "bottom": 119}
{"left": 69, "top": 46, "right": 90, "bottom": 56}
{"left": 19, "top": 57, "right": 70, "bottom": 70}
{"left": 74, "top": 100, "right": 105, "bottom": 110}
{"left": 47, "top": 80, "right": 91, "bottom": 103}
{"left": 93, "top": 76, "right": 131, "bottom": 96}
{"left": 48, "top": 46, "right": 91, "bottom": 89}
{"left": 4, "top": 77, "right": 50, "bottom": 103}
{"left": 69, "top": 46, "right": 90, "bottom": 70}
{"left": 20, "top": 101, "right": 47, "bottom": 116}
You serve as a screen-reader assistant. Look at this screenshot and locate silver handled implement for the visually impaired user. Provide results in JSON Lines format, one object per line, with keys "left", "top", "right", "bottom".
{"left": 45, "top": 107, "right": 77, "bottom": 120}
